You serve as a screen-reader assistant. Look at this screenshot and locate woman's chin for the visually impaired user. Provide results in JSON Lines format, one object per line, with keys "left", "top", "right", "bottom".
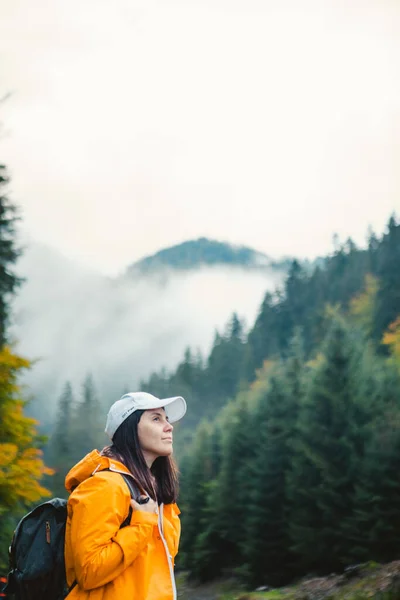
{"left": 160, "top": 445, "right": 173, "bottom": 457}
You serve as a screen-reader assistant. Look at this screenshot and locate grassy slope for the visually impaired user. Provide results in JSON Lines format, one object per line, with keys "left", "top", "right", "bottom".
{"left": 177, "top": 561, "right": 400, "bottom": 600}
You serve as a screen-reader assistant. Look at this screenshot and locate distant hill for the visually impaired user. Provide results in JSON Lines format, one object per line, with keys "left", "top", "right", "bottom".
{"left": 11, "top": 239, "right": 288, "bottom": 426}
{"left": 127, "top": 238, "right": 290, "bottom": 275}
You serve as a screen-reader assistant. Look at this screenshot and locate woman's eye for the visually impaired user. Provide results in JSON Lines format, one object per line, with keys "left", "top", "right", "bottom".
{"left": 153, "top": 417, "right": 159, "bottom": 421}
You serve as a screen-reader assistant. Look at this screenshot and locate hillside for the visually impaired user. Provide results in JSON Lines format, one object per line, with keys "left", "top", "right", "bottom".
{"left": 127, "top": 238, "right": 290, "bottom": 275}
{"left": 177, "top": 560, "right": 400, "bottom": 600}
{"left": 144, "top": 216, "right": 400, "bottom": 590}
{"left": 10, "top": 239, "right": 287, "bottom": 427}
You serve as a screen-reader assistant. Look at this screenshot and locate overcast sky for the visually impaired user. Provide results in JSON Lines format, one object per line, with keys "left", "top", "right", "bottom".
{"left": 1, "top": 0, "right": 399, "bottom": 275}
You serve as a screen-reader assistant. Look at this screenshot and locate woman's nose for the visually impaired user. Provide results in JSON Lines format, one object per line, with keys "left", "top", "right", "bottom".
{"left": 165, "top": 421, "right": 173, "bottom": 432}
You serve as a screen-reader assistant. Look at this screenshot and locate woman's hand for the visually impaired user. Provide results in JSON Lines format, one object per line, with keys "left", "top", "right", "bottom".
{"left": 130, "top": 497, "right": 158, "bottom": 514}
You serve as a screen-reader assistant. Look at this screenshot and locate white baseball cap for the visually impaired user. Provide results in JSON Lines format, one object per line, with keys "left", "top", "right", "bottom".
{"left": 105, "top": 391, "right": 187, "bottom": 440}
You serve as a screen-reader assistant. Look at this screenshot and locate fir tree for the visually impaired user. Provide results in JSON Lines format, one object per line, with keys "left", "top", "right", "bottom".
{"left": 178, "top": 421, "right": 220, "bottom": 572}
{"left": 197, "top": 396, "right": 256, "bottom": 575}
{"left": 0, "top": 165, "right": 22, "bottom": 344}
{"left": 351, "top": 407, "right": 400, "bottom": 563}
{"left": 48, "top": 381, "right": 75, "bottom": 497}
{"left": 70, "top": 374, "right": 103, "bottom": 462}
{"left": 244, "top": 333, "right": 304, "bottom": 586}
{"left": 206, "top": 314, "right": 245, "bottom": 404}
{"left": 287, "top": 316, "right": 368, "bottom": 574}
{"left": 373, "top": 216, "right": 400, "bottom": 342}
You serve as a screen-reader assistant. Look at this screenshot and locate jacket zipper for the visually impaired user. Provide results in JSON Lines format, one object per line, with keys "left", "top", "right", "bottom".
{"left": 100, "top": 464, "right": 177, "bottom": 600}
{"left": 158, "top": 504, "right": 177, "bottom": 600}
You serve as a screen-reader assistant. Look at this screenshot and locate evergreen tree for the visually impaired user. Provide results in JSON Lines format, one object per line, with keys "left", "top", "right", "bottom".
{"left": 285, "top": 260, "right": 308, "bottom": 332}
{"left": 349, "top": 274, "right": 379, "bottom": 338}
{"left": 184, "top": 421, "right": 223, "bottom": 581}
{"left": 0, "top": 165, "right": 22, "bottom": 344}
{"left": 287, "top": 316, "right": 368, "bottom": 574}
{"left": 206, "top": 313, "right": 245, "bottom": 403}
{"left": 350, "top": 404, "right": 400, "bottom": 563}
{"left": 176, "top": 348, "right": 196, "bottom": 388}
{"left": 48, "top": 381, "right": 75, "bottom": 497}
{"left": 70, "top": 374, "right": 103, "bottom": 462}
{"left": 366, "top": 227, "right": 380, "bottom": 273}
{"left": 373, "top": 216, "right": 400, "bottom": 342}
{"left": 245, "top": 292, "right": 281, "bottom": 379}
{"left": 178, "top": 421, "right": 220, "bottom": 572}
{"left": 243, "top": 333, "right": 304, "bottom": 586}
{"left": 343, "top": 354, "right": 400, "bottom": 563}
{"left": 195, "top": 396, "right": 256, "bottom": 576}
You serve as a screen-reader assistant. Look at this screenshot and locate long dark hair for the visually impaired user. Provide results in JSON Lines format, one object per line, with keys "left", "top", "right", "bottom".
{"left": 102, "top": 410, "right": 179, "bottom": 504}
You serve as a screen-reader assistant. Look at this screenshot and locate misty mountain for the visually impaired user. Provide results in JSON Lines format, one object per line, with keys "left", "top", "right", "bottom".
{"left": 127, "top": 237, "right": 289, "bottom": 275}
{"left": 10, "top": 239, "right": 288, "bottom": 428}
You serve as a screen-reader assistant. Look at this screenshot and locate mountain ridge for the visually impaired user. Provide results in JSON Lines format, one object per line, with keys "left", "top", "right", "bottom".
{"left": 126, "top": 237, "right": 291, "bottom": 275}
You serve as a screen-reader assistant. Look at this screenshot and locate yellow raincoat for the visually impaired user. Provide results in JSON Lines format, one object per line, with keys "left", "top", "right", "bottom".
{"left": 64, "top": 450, "right": 181, "bottom": 600}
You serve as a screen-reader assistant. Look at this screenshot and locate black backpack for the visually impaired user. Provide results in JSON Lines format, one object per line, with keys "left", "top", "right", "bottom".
{"left": 4, "top": 473, "right": 139, "bottom": 600}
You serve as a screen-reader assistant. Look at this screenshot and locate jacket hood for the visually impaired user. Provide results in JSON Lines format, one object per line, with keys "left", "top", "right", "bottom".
{"left": 65, "top": 449, "right": 131, "bottom": 494}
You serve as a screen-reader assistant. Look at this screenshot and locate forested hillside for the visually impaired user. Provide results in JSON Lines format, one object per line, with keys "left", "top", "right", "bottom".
{"left": 166, "top": 216, "right": 400, "bottom": 587}
{"left": 11, "top": 237, "right": 286, "bottom": 428}
{"left": 127, "top": 237, "right": 286, "bottom": 274}
{"left": 1, "top": 157, "right": 400, "bottom": 586}
{"left": 140, "top": 218, "right": 399, "bottom": 433}
{"left": 46, "top": 213, "right": 400, "bottom": 587}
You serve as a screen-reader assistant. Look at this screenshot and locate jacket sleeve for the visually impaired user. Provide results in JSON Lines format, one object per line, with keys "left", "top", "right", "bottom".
{"left": 69, "top": 473, "right": 158, "bottom": 591}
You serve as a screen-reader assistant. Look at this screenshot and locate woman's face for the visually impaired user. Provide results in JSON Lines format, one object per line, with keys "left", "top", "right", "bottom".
{"left": 137, "top": 408, "right": 174, "bottom": 465}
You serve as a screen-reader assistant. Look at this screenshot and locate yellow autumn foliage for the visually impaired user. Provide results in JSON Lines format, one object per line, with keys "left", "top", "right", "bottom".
{"left": 382, "top": 317, "right": 400, "bottom": 372}
{"left": 250, "top": 359, "right": 275, "bottom": 393}
{"left": 306, "top": 352, "right": 325, "bottom": 370}
{"left": 0, "top": 346, "right": 53, "bottom": 516}
{"left": 349, "top": 274, "right": 379, "bottom": 336}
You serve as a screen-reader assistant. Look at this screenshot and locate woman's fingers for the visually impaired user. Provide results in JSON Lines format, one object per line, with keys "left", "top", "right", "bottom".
{"left": 137, "top": 495, "right": 150, "bottom": 505}
{"left": 130, "top": 497, "right": 158, "bottom": 514}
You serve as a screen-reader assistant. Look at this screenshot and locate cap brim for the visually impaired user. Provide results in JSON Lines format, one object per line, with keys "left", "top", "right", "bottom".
{"left": 160, "top": 396, "right": 187, "bottom": 423}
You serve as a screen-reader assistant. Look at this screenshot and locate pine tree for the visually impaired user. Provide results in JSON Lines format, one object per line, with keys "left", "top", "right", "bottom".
{"left": 246, "top": 292, "right": 281, "bottom": 379}
{"left": 244, "top": 333, "right": 304, "bottom": 586}
{"left": 373, "top": 216, "right": 400, "bottom": 342}
{"left": 206, "top": 314, "right": 245, "bottom": 403}
{"left": 349, "top": 274, "right": 379, "bottom": 338}
{"left": 285, "top": 260, "right": 308, "bottom": 332}
{"left": 185, "top": 421, "right": 223, "bottom": 581}
{"left": 287, "top": 315, "right": 368, "bottom": 574}
{"left": 343, "top": 353, "right": 400, "bottom": 563}
{"left": 48, "top": 381, "right": 75, "bottom": 497}
{"left": 0, "top": 165, "right": 22, "bottom": 345}
{"left": 351, "top": 406, "right": 400, "bottom": 563}
{"left": 190, "top": 391, "right": 261, "bottom": 581}
{"left": 70, "top": 374, "right": 103, "bottom": 462}
{"left": 178, "top": 421, "right": 220, "bottom": 573}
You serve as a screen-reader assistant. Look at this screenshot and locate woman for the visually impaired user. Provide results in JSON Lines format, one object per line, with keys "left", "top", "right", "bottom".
{"left": 64, "top": 391, "right": 187, "bottom": 600}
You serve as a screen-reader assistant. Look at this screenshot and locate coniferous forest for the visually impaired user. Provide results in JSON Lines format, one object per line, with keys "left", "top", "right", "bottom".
{"left": 1, "top": 161, "right": 400, "bottom": 587}
{"left": 142, "top": 216, "right": 400, "bottom": 586}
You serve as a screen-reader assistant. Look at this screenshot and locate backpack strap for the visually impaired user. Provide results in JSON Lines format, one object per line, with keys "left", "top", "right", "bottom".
{"left": 100, "top": 469, "right": 143, "bottom": 526}
{"left": 117, "top": 473, "right": 141, "bottom": 526}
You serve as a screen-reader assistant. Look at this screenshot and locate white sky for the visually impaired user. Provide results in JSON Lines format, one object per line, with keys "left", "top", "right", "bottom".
{"left": 1, "top": 0, "right": 399, "bottom": 275}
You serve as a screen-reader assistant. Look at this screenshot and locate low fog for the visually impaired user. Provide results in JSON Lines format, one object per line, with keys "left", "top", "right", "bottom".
{"left": 10, "top": 242, "right": 285, "bottom": 427}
